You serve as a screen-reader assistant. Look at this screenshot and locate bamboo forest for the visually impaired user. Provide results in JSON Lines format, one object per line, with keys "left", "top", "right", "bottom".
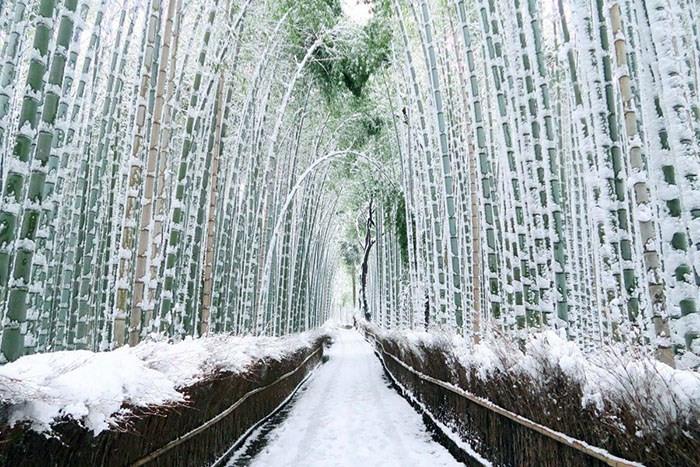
{"left": 0, "top": 0, "right": 699, "bottom": 466}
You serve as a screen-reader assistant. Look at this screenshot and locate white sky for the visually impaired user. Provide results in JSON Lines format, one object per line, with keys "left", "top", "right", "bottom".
{"left": 341, "top": 0, "right": 373, "bottom": 25}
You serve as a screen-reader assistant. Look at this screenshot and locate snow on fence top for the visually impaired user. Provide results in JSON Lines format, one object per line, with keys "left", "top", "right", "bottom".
{"left": 0, "top": 329, "right": 329, "bottom": 434}
{"left": 366, "top": 322, "right": 700, "bottom": 437}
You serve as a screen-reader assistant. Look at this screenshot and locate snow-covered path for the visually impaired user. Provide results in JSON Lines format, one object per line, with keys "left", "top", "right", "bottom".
{"left": 237, "top": 328, "right": 462, "bottom": 467}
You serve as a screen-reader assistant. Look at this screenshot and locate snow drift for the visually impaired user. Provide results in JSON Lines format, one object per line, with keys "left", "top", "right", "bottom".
{"left": 0, "top": 330, "right": 328, "bottom": 434}
{"left": 364, "top": 322, "right": 700, "bottom": 466}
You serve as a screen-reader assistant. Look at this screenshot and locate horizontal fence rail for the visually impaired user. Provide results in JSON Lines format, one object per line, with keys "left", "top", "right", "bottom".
{"left": 364, "top": 331, "right": 642, "bottom": 467}
{"left": 131, "top": 346, "right": 322, "bottom": 466}
{"left": 210, "top": 363, "right": 319, "bottom": 467}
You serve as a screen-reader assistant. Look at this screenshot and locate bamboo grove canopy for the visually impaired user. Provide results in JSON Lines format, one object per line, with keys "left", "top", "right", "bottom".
{"left": 0, "top": 0, "right": 698, "bottom": 369}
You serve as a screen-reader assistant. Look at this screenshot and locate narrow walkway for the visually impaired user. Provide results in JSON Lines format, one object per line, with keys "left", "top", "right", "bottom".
{"left": 233, "top": 328, "right": 462, "bottom": 467}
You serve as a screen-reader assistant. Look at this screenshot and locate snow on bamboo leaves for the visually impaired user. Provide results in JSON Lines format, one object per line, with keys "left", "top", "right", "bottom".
{"left": 0, "top": 0, "right": 697, "bottom": 370}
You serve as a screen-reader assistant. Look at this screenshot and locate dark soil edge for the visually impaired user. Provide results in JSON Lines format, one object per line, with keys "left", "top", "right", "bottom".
{"left": 369, "top": 345, "right": 484, "bottom": 467}
{"left": 211, "top": 359, "right": 322, "bottom": 467}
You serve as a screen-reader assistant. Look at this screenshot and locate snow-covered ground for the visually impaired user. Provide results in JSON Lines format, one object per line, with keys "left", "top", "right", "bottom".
{"left": 231, "top": 328, "right": 465, "bottom": 467}
{"left": 0, "top": 330, "right": 327, "bottom": 434}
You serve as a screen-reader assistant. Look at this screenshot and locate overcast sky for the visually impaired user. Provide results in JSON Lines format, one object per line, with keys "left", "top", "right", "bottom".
{"left": 341, "top": 0, "right": 373, "bottom": 25}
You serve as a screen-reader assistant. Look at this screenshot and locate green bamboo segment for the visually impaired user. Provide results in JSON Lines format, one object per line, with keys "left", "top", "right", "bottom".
{"left": 393, "top": 0, "right": 448, "bottom": 328}
{"left": 133, "top": 0, "right": 178, "bottom": 344}
{"left": 524, "top": 0, "right": 569, "bottom": 329}
{"left": 71, "top": 1, "right": 110, "bottom": 350}
{"left": 113, "top": 0, "right": 161, "bottom": 348}
{"left": 643, "top": 0, "right": 699, "bottom": 362}
{"left": 0, "top": 0, "right": 28, "bottom": 161}
{"left": 159, "top": 2, "right": 218, "bottom": 334}
{"left": 419, "top": 0, "right": 463, "bottom": 329}
{"left": 30, "top": 1, "right": 92, "bottom": 354}
{"left": 607, "top": 1, "right": 672, "bottom": 363}
{"left": 0, "top": 0, "right": 696, "bottom": 370}
{"left": 91, "top": 7, "right": 138, "bottom": 352}
{"left": 1, "top": 0, "right": 60, "bottom": 362}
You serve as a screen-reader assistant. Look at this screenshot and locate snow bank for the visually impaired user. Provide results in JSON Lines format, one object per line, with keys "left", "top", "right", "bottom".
{"left": 368, "top": 325, "right": 457, "bottom": 353}
{"left": 0, "top": 329, "right": 329, "bottom": 435}
{"left": 459, "top": 331, "right": 700, "bottom": 434}
{"left": 366, "top": 323, "right": 700, "bottom": 437}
